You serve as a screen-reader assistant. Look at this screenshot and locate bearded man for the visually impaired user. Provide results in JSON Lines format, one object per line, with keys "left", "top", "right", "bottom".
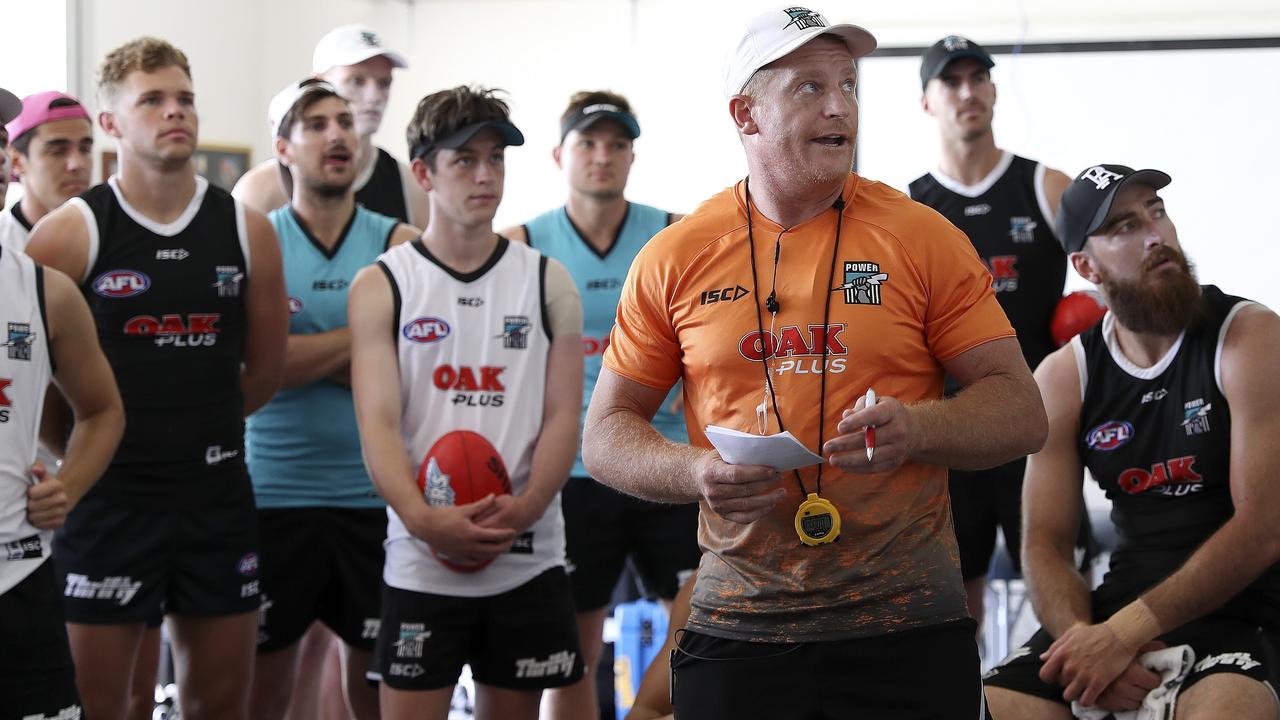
{"left": 984, "top": 164, "right": 1280, "bottom": 720}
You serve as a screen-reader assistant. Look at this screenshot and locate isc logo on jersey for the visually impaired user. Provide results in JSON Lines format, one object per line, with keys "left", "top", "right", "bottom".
{"left": 124, "top": 313, "right": 220, "bottom": 347}
{"left": 739, "top": 324, "right": 848, "bottom": 375}
{"left": 434, "top": 364, "right": 505, "bottom": 407}
{"left": 403, "top": 317, "right": 450, "bottom": 344}
{"left": 93, "top": 270, "right": 150, "bottom": 298}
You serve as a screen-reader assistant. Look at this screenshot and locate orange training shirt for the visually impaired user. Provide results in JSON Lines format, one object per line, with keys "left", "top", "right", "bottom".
{"left": 603, "top": 173, "right": 1016, "bottom": 642}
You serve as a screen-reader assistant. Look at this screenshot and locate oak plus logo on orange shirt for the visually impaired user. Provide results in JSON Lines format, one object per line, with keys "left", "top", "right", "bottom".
{"left": 738, "top": 324, "right": 848, "bottom": 376}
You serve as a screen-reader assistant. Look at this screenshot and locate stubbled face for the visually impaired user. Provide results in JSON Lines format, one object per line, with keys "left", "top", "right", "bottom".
{"left": 13, "top": 117, "right": 94, "bottom": 209}
{"left": 323, "top": 55, "right": 393, "bottom": 137}
{"left": 279, "top": 95, "right": 357, "bottom": 199}
{"left": 1080, "top": 183, "right": 1204, "bottom": 334}
{"left": 104, "top": 65, "right": 198, "bottom": 169}
{"left": 923, "top": 57, "right": 996, "bottom": 143}
{"left": 741, "top": 36, "right": 858, "bottom": 191}
{"left": 556, "top": 120, "right": 634, "bottom": 200}
{"left": 424, "top": 129, "right": 506, "bottom": 228}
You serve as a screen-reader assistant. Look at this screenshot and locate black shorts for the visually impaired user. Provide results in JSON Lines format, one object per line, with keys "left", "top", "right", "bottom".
{"left": 54, "top": 477, "right": 261, "bottom": 623}
{"left": 374, "top": 567, "right": 584, "bottom": 692}
{"left": 949, "top": 459, "right": 1097, "bottom": 580}
{"left": 256, "top": 506, "right": 385, "bottom": 652}
{"left": 671, "top": 620, "right": 984, "bottom": 720}
{"left": 984, "top": 614, "right": 1280, "bottom": 704}
{"left": 0, "top": 560, "right": 83, "bottom": 720}
{"left": 561, "top": 476, "right": 700, "bottom": 610}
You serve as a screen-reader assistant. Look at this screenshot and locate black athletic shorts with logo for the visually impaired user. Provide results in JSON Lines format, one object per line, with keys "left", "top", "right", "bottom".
{"left": 256, "top": 507, "right": 385, "bottom": 652}
{"left": 671, "top": 619, "right": 985, "bottom": 720}
{"left": 561, "top": 476, "right": 700, "bottom": 610}
{"left": 0, "top": 560, "right": 83, "bottom": 720}
{"left": 984, "top": 614, "right": 1280, "bottom": 704}
{"left": 54, "top": 470, "right": 261, "bottom": 623}
{"left": 374, "top": 567, "right": 584, "bottom": 691}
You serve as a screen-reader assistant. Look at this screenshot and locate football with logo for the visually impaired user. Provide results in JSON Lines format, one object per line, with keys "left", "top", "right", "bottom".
{"left": 417, "top": 430, "right": 512, "bottom": 572}
{"left": 1051, "top": 290, "right": 1108, "bottom": 347}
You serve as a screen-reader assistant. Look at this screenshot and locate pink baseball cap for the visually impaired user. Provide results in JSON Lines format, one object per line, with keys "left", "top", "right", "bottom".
{"left": 5, "top": 91, "right": 91, "bottom": 143}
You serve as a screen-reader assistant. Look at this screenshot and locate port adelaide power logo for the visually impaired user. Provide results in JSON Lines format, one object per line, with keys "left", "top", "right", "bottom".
{"left": 833, "top": 261, "right": 889, "bottom": 305}
{"left": 5, "top": 323, "right": 34, "bottom": 361}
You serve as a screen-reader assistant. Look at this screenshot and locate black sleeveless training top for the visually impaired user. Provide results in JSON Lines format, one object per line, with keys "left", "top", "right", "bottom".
{"left": 355, "top": 148, "right": 409, "bottom": 224}
{"left": 76, "top": 178, "right": 250, "bottom": 499}
{"left": 1076, "top": 285, "right": 1280, "bottom": 626}
{"left": 910, "top": 154, "right": 1065, "bottom": 371}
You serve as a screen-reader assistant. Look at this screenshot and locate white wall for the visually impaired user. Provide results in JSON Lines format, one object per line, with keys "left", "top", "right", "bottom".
{"left": 57, "top": 0, "right": 1280, "bottom": 228}
{"left": 20, "top": 0, "right": 1280, "bottom": 313}
{"left": 0, "top": 0, "right": 68, "bottom": 98}
{"left": 860, "top": 46, "right": 1280, "bottom": 307}
{"left": 64, "top": 0, "right": 271, "bottom": 179}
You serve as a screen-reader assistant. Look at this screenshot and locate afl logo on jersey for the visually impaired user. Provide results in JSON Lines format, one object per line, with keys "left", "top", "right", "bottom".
{"left": 237, "top": 552, "right": 259, "bottom": 577}
{"left": 288, "top": 297, "right": 304, "bottom": 315}
{"left": 94, "top": 270, "right": 151, "bottom": 298}
{"left": 404, "top": 317, "right": 451, "bottom": 344}
{"left": 1087, "top": 420, "right": 1133, "bottom": 451}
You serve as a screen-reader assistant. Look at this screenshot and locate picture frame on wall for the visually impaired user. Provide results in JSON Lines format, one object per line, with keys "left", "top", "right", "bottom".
{"left": 192, "top": 144, "right": 252, "bottom": 191}
{"left": 99, "top": 150, "right": 116, "bottom": 181}
{"left": 99, "top": 144, "right": 252, "bottom": 191}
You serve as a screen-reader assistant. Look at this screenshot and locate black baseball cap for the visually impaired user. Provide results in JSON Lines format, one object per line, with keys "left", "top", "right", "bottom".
{"left": 1054, "top": 164, "right": 1172, "bottom": 254}
{"left": 560, "top": 102, "right": 640, "bottom": 143}
{"left": 920, "top": 35, "right": 994, "bottom": 89}
{"left": 410, "top": 120, "right": 525, "bottom": 161}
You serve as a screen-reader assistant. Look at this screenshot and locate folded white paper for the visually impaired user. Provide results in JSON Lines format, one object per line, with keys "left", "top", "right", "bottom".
{"left": 704, "top": 425, "right": 824, "bottom": 471}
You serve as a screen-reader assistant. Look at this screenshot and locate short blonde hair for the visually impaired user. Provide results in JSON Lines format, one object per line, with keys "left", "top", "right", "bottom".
{"left": 98, "top": 37, "right": 191, "bottom": 104}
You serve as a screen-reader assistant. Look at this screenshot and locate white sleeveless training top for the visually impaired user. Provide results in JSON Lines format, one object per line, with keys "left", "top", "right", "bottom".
{"left": 377, "top": 237, "right": 565, "bottom": 597}
{"left": 0, "top": 247, "right": 54, "bottom": 594}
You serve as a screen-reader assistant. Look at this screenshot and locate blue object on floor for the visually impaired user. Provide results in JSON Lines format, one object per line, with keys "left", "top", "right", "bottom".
{"left": 613, "top": 599, "right": 669, "bottom": 719}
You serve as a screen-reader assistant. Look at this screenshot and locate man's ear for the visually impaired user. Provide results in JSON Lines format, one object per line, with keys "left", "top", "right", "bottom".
{"left": 1071, "top": 250, "right": 1102, "bottom": 285}
{"left": 730, "top": 96, "right": 759, "bottom": 136}
{"left": 552, "top": 144, "right": 563, "bottom": 169}
{"left": 98, "top": 110, "right": 120, "bottom": 139}
{"left": 410, "top": 157, "right": 433, "bottom": 193}
{"left": 274, "top": 136, "right": 291, "bottom": 165}
{"left": 8, "top": 148, "right": 26, "bottom": 179}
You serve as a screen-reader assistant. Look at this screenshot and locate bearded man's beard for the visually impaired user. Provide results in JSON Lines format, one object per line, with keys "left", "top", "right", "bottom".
{"left": 1098, "top": 245, "right": 1206, "bottom": 335}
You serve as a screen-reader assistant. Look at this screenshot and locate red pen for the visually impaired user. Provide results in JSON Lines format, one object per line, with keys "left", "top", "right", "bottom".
{"left": 865, "top": 388, "right": 876, "bottom": 462}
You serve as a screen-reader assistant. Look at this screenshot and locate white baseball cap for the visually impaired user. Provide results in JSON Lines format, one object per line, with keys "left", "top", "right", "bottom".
{"left": 266, "top": 78, "right": 350, "bottom": 196}
{"left": 723, "top": 6, "right": 877, "bottom": 98}
{"left": 312, "top": 24, "right": 409, "bottom": 74}
{"left": 268, "top": 78, "right": 344, "bottom": 138}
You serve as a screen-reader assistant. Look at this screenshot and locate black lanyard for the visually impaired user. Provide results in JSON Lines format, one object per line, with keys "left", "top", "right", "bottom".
{"left": 743, "top": 177, "right": 845, "bottom": 496}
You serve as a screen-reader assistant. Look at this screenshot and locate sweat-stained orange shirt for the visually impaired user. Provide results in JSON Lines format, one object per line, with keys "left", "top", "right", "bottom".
{"left": 603, "top": 173, "right": 1016, "bottom": 643}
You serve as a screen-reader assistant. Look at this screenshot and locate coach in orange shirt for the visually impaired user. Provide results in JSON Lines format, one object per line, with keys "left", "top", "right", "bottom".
{"left": 582, "top": 6, "right": 1046, "bottom": 718}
